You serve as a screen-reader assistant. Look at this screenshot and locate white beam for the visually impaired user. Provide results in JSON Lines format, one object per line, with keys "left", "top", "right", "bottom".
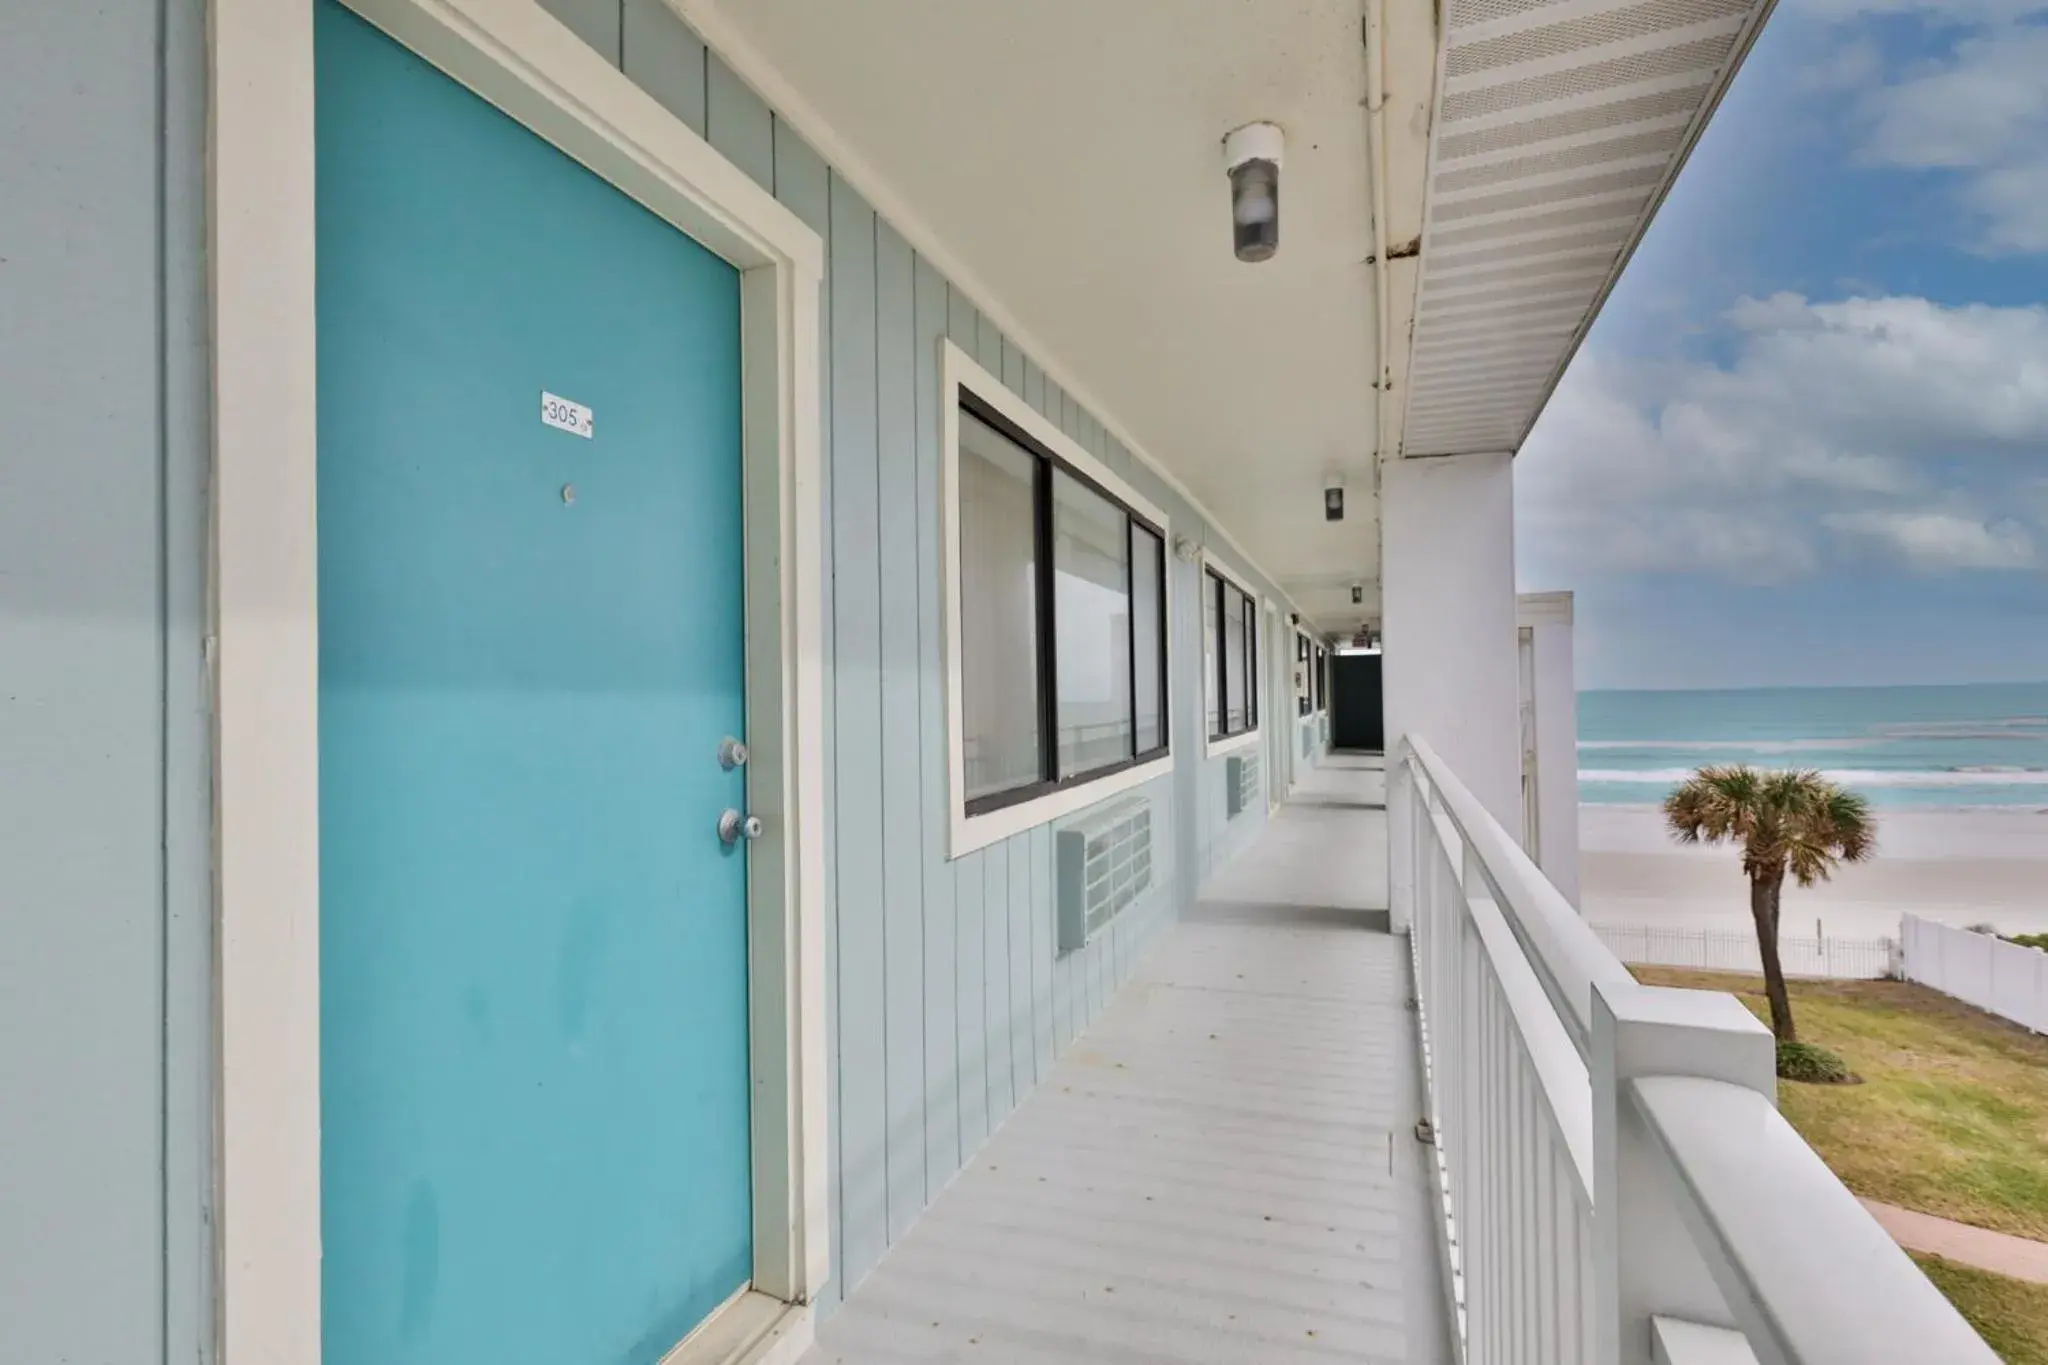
{"left": 1383, "top": 452, "right": 1520, "bottom": 930}
{"left": 1519, "top": 590, "right": 1583, "bottom": 907}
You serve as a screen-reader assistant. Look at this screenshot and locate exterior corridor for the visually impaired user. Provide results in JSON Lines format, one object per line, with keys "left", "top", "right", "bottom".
{"left": 804, "top": 754, "right": 1455, "bottom": 1364}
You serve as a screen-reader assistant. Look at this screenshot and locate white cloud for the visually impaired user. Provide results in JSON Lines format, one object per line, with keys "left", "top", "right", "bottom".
{"left": 1803, "top": 0, "right": 2047, "bottom": 21}
{"left": 1822, "top": 510, "right": 2038, "bottom": 569}
{"left": 1795, "top": 37, "right": 1882, "bottom": 95}
{"left": 1852, "top": 23, "right": 2048, "bottom": 253}
{"left": 1717, "top": 293, "right": 2048, "bottom": 447}
{"left": 1858, "top": 30, "right": 2048, "bottom": 167}
{"left": 1967, "top": 158, "right": 2048, "bottom": 255}
{"left": 1517, "top": 293, "right": 2048, "bottom": 586}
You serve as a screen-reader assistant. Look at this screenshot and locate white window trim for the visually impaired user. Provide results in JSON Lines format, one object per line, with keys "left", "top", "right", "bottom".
{"left": 941, "top": 339, "right": 1172, "bottom": 859}
{"left": 211, "top": 3, "right": 828, "bottom": 1362}
{"left": 1201, "top": 551, "right": 1263, "bottom": 758}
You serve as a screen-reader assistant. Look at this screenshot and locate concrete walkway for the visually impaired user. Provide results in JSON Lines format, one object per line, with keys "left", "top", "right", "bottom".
{"left": 1863, "top": 1199, "right": 2048, "bottom": 1285}
{"left": 803, "top": 753, "right": 1452, "bottom": 1363}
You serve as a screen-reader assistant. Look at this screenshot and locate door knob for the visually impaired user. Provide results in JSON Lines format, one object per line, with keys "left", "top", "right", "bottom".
{"left": 719, "top": 736, "right": 749, "bottom": 770}
{"left": 719, "top": 809, "right": 764, "bottom": 845}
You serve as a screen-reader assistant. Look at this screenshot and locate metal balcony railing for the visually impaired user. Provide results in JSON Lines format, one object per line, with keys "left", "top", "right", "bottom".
{"left": 1395, "top": 736, "right": 1996, "bottom": 1365}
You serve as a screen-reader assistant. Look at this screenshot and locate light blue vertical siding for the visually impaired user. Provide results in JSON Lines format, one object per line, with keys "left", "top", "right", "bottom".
{"left": 705, "top": 49, "right": 773, "bottom": 190}
{"left": 622, "top": 0, "right": 705, "bottom": 136}
{"left": 1030, "top": 822, "right": 1055, "bottom": 1077}
{"left": 163, "top": 4, "right": 214, "bottom": 1354}
{"left": 0, "top": 2, "right": 212, "bottom": 1361}
{"left": 953, "top": 829, "right": 989, "bottom": 1154}
{"left": 910, "top": 254, "right": 961, "bottom": 1198}
{"left": 982, "top": 833, "right": 1013, "bottom": 1122}
{"left": 4, "top": 7, "right": 1317, "bottom": 1352}
{"left": 826, "top": 169, "right": 890, "bottom": 1291}
{"left": 537, "top": 0, "right": 618, "bottom": 65}
{"left": 943, "top": 287, "right": 992, "bottom": 1166}
{"left": 976, "top": 311, "right": 1005, "bottom": 376}
{"left": 1009, "top": 824, "right": 1035, "bottom": 1091}
{"left": 873, "top": 216, "right": 926, "bottom": 1244}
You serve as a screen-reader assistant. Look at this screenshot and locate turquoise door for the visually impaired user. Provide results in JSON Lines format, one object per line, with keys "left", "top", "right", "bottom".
{"left": 315, "top": 6, "right": 752, "bottom": 1362}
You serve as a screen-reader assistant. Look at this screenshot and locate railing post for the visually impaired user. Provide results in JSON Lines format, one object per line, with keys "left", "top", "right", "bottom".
{"left": 1591, "top": 979, "right": 1776, "bottom": 1365}
{"left": 1389, "top": 751, "right": 1415, "bottom": 934}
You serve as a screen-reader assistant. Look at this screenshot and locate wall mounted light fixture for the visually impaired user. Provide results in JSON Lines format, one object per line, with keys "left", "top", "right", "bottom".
{"left": 1223, "top": 122, "right": 1284, "bottom": 263}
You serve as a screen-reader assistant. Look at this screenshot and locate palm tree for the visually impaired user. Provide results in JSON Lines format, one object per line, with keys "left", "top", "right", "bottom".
{"left": 1662, "top": 767, "right": 1875, "bottom": 1043}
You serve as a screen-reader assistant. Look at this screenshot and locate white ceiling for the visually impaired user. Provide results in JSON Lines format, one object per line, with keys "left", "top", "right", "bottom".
{"left": 687, "top": 0, "right": 1398, "bottom": 631}
{"left": 683, "top": 0, "right": 1774, "bottom": 633}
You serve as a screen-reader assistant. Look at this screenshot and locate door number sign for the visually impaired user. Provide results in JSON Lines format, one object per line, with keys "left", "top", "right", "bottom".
{"left": 541, "top": 391, "right": 594, "bottom": 439}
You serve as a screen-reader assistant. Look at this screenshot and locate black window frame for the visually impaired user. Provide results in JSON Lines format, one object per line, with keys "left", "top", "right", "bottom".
{"left": 1313, "top": 645, "right": 1327, "bottom": 713}
{"left": 959, "top": 391, "right": 1171, "bottom": 819}
{"left": 1297, "top": 632, "right": 1312, "bottom": 716}
{"left": 1206, "top": 568, "right": 1259, "bottom": 742}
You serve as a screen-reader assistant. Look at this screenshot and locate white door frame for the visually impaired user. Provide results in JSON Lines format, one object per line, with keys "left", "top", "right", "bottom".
{"left": 209, "top": 2, "right": 828, "bottom": 1361}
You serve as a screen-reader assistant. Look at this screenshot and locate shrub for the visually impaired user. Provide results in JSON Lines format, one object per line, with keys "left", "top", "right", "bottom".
{"left": 1778, "top": 1040, "right": 1853, "bottom": 1084}
{"left": 2006, "top": 932, "right": 2048, "bottom": 953}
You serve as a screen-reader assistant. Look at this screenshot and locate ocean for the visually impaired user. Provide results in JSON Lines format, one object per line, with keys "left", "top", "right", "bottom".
{"left": 1577, "top": 682, "right": 2048, "bottom": 809}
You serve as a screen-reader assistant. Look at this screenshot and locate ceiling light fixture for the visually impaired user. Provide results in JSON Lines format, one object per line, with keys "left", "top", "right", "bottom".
{"left": 1223, "top": 122, "right": 1284, "bottom": 263}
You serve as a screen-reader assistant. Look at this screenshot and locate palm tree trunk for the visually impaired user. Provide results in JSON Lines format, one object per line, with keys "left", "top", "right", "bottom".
{"left": 1751, "top": 867, "right": 1797, "bottom": 1043}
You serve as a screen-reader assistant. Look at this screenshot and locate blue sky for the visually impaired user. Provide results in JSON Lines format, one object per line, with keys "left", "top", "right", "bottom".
{"left": 1515, "top": 0, "right": 2048, "bottom": 690}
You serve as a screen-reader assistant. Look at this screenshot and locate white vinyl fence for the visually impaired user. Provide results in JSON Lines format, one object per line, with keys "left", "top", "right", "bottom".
{"left": 1593, "top": 922, "right": 1899, "bottom": 981}
{"left": 1901, "top": 914, "right": 2048, "bottom": 1034}
{"left": 1399, "top": 739, "right": 1994, "bottom": 1363}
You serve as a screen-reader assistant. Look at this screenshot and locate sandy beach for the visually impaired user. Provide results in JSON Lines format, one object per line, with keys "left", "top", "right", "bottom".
{"left": 1581, "top": 804, "right": 2048, "bottom": 937}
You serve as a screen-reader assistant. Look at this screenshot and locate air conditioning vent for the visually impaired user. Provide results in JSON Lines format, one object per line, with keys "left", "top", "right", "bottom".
{"left": 1227, "top": 753, "right": 1261, "bottom": 818}
{"left": 1056, "top": 796, "right": 1153, "bottom": 953}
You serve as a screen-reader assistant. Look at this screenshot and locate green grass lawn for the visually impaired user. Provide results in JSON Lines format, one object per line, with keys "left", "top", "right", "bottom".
{"left": 1632, "top": 967, "right": 2048, "bottom": 1240}
{"left": 1633, "top": 966, "right": 2048, "bottom": 1359}
{"left": 1914, "top": 1257, "right": 2048, "bottom": 1365}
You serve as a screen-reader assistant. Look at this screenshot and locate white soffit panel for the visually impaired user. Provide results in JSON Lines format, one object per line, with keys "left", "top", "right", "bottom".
{"left": 1399, "top": 0, "right": 1775, "bottom": 458}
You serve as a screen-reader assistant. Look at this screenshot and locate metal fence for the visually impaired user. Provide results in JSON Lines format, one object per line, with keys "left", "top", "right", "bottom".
{"left": 1592, "top": 922, "right": 1899, "bottom": 981}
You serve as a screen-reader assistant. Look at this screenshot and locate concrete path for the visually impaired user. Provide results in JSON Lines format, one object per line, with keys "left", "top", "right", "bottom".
{"left": 1863, "top": 1199, "right": 2048, "bottom": 1285}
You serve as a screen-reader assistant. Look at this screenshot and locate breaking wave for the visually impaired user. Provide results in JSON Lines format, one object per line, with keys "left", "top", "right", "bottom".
{"left": 1579, "top": 768, "right": 2048, "bottom": 788}
{"left": 1577, "top": 738, "right": 1883, "bottom": 753}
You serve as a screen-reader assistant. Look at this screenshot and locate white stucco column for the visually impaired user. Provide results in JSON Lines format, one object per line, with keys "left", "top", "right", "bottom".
{"left": 1519, "top": 590, "right": 1583, "bottom": 907}
{"left": 1382, "top": 451, "right": 1520, "bottom": 931}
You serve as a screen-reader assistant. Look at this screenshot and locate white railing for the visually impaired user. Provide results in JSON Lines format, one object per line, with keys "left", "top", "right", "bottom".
{"left": 1398, "top": 737, "right": 1996, "bottom": 1365}
{"left": 1902, "top": 913, "right": 2048, "bottom": 1033}
{"left": 1595, "top": 922, "right": 1899, "bottom": 981}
